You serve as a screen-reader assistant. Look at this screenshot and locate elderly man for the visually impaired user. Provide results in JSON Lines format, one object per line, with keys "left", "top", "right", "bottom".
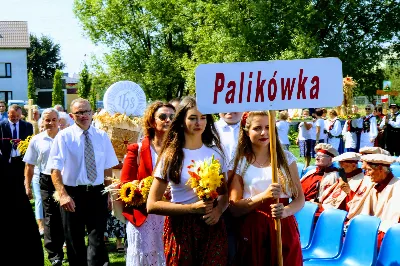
{"left": 215, "top": 112, "right": 243, "bottom": 162}
{"left": 347, "top": 154, "right": 400, "bottom": 247}
{"left": 48, "top": 98, "right": 118, "bottom": 266}
{"left": 301, "top": 143, "right": 340, "bottom": 206}
{"left": 321, "top": 152, "right": 364, "bottom": 211}
{"left": 24, "top": 108, "right": 65, "bottom": 266}
{"left": 360, "top": 103, "right": 378, "bottom": 148}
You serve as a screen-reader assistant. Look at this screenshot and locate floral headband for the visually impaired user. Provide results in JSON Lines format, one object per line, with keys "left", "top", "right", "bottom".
{"left": 241, "top": 112, "right": 249, "bottom": 128}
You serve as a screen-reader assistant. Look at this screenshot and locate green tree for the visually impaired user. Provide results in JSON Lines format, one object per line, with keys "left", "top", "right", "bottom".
{"left": 52, "top": 69, "right": 64, "bottom": 106}
{"left": 27, "top": 70, "right": 37, "bottom": 103}
{"left": 77, "top": 63, "right": 92, "bottom": 99}
{"left": 90, "top": 87, "right": 97, "bottom": 111}
{"left": 27, "top": 34, "right": 65, "bottom": 79}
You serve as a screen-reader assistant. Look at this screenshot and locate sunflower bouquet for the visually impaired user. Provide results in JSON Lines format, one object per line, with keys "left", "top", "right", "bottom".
{"left": 104, "top": 176, "right": 164, "bottom": 208}
{"left": 186, "top": 155, "right": 224, "bottom": 201}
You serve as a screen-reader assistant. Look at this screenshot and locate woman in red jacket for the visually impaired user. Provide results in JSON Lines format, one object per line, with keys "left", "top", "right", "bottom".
{"left": 120, "top": 101, "right": 175, "bottom": 266}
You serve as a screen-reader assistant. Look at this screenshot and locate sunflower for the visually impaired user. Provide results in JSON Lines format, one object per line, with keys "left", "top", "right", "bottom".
{"left": 119, "top": 182, "right": 137, "bottom": 205}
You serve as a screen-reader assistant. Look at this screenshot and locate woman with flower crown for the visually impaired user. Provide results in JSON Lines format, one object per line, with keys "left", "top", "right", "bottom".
{"left": 147, "top": 96, "right": 228, "bottom": 266}
{"left": 228, "top": 111, "right": 304, "bottom": 266}
{"left": 120, "top": 100, "right": 175, "bottom": 266}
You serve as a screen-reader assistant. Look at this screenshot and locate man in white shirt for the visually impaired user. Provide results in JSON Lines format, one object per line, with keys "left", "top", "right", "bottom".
{"left": 24, "top": 108, "right": 65, "bottom": 266}
{"left": 48, "top": 98, "right": 119, "bottom": 266}
{"left": 214, "top": 112, "right": 242, "bottom": 163}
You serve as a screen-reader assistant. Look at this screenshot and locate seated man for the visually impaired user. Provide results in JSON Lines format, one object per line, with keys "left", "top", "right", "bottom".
{"left": 301, "top": 143, "right": 340, "bottom": 217}
{"left": 347, "top": 154, "right": 400, "bottom": 247}
{"left": 321, "top": 152, "right": 364, "bottom": 211}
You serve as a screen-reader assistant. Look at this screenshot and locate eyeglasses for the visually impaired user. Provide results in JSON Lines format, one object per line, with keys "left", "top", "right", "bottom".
{"left": 157, "top": 113, "right": 174, "bottom": 121}
{"left": 365, "top": 108, "right": 371, "bottom": 110}
{"left": 72, "top": 110, "right": 92, "bottom": 116}
{"left": 316, "top": 154, "right": 330, "bottom": 159}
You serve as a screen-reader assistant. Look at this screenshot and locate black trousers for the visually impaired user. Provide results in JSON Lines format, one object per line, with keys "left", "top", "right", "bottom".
{"left": 62, "top": 185, "right": 109, "bottom": 266}
{"left": 40, "top": 173, "right": 65, "bottom": 264}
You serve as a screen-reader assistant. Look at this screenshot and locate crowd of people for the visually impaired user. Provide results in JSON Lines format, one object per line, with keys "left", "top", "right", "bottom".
{"left": 0, "top": 97, "right": 399, "bottom": 266}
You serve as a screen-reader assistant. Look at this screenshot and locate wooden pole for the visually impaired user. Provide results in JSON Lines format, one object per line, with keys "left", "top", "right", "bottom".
{"left": 268, "top": 110, "right": 283, "bottom": 266}
{"left": 27, "top": 99, "right": 34, "bottom": 122}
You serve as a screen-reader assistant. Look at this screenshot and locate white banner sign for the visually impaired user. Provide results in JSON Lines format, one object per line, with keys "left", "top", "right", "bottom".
{"left": 195, "top": 58, "right": 343, "bottom": 114}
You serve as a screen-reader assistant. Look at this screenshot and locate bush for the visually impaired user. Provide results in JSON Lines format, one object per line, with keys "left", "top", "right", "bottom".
{"left": 288, "top": 126, "right": 298, "bottom": 145}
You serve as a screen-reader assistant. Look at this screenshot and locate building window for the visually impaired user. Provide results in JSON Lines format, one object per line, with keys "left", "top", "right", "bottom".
{"left": 0, "top": 63, "right": 11, "bottom": 78}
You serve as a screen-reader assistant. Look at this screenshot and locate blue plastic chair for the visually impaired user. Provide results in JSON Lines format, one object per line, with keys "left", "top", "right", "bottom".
{"left": 304, "top": 215, "right": 381, "bottom": 266}
{"left": 297, "top": 162, "right": 305, "bottom": 178}
{"left": 390, "top": 165, "right": 400, "bottom": 178}
{"left": 295, "top": 202, "right": 318, "bottom": 249}
{"left": 302, "top": 208, "right": 348, "bottom": 261}
{"left": 376, "top": 223, "right": 400, "bottom": 266}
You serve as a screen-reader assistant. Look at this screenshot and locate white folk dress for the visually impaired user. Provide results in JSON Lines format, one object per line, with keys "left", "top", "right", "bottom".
{"left": 126, "top": 145, "right": 165, "bottom": 266}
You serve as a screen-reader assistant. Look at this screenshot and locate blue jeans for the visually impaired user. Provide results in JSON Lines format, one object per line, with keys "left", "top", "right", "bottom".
{"left": 32, "top": 179, "right": 44, "bottom": 220}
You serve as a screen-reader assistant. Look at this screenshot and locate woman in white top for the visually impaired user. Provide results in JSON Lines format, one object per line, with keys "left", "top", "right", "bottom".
{"left": 120, "top": 101, "right": 175, "bottom": 266}
{"left": 326, "top": 109, "right": 342, "bottom": 151}
{"left": 276, "top": 110, "right": 290, "bottom": 150}
{"left": 315, "top": 108, "right": 327, "bottom": 143}
{"left": 229, "top": 111, "right": 304, "bottom": 265}
{"left": 147, "top": 96, "right": 228, "bottom": 266}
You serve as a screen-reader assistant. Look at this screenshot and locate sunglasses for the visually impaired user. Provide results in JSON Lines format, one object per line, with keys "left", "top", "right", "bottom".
{"left": 157, "top": 113, "right": 174, "bottom": 121}
{"left": 365, "top": 108, "right": 371, "bottom": 110}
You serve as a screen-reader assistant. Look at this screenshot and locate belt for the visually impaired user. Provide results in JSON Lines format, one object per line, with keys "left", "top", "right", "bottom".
{"left": 65, "top": 184, "right": 104, "bottom": 192}
{"left": 40, "top": 173, "right": 51, "bottom": 178}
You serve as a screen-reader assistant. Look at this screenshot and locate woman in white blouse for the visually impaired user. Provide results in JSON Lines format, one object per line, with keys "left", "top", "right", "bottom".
{"left": 229, "top": 111, "right": 304, "bottom": 266}
{"left": 276, "top": 110, "right": 291, "bottom": 150}
{"left": 147, "top": 96, "right": 228, "bottom": 266}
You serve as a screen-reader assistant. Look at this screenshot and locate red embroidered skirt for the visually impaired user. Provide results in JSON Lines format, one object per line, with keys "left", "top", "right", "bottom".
{"left": 163, "top": 214, "right": 228, "bottom": 266}
{"left": 233, "top": 199, "right": 303, "bottom": 266}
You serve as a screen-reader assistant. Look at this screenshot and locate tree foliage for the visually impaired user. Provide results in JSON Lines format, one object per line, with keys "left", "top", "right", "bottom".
{"left": 52, "top": 69, "right": 64, "bottom": 106}
{"left": 73, "top": 0, "right": 400, "bottom": 101}
{"left": 27, "top": 34, "right": 65, "bottom": 79}
{"left": 27, "top": 70, "right": 36, "bottom": 103}
{"left": 77, "top": 63, "right": 92, "bottom": 99}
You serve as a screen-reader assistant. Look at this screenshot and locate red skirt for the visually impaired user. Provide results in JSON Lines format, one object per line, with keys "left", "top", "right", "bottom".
{"left": 233, "top": 199, "right": 303, "bottom": 266}
{"left": 163, "top": 214, "right": 228, "bottom": 266}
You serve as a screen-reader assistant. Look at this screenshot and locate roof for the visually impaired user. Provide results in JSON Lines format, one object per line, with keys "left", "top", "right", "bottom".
{"left": 0, "top": 21, "right": 30, "bottom": 48}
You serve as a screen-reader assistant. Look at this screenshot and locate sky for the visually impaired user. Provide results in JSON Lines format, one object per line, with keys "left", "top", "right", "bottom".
{"left": 0, "top": 0, "right": 106, "bottom": 77}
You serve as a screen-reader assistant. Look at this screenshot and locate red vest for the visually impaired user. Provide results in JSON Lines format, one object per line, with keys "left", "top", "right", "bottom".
{"left": 120, "top": 136, "right": 153, "bottom": 227}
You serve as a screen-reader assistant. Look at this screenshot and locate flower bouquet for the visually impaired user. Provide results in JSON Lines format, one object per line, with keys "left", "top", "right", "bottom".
{"left": 104, "top": 176, "right": 167, "bottom": 208}
{"left": 17, "top": 135, "right": 33, "bottom": 156}
{"left": 186, "top": 155, "right": 224, "bottom": 201}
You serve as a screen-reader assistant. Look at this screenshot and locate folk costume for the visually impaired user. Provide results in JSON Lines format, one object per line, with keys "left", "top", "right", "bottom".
{"left": 384, "top": 106, "right": 400, "bottom": 155}
{"left": 120, "top": 136, "right": 166, "bottom": 266}
{"left": 153, "top": 145, "right": 228, "bottom": 266}
{"left": 231, "top": 150, "right": 302, "bottom": 266}
{"left": 301, "top": 143, "right": 339, "bottom": 217}
{"left": 347, "top": 154, "right": 400, "bottom": 247}
{"left": 342, "top": 118, "right": 362, "bottom": 152}
{"left": 326, "top": 117, "right": 342, "bottom": 152}
{"left": 321, "top": 153, "right": 363, "bottom": 211}
{"left": 359, "top": 113, "right": 377, "bottom": 149}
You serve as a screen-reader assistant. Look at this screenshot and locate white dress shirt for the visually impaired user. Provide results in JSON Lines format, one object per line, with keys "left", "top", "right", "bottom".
{"left": 47, "top": 123, "right": 119, "bottom": 186}
{"left": 23, "top": 130, "right": 55, "bottom": 175}
{"left": 9, "top": 120, "right": 20, "bottom": 157}
{"left": 214, "top": 119, "right": 240, "bottom": 162}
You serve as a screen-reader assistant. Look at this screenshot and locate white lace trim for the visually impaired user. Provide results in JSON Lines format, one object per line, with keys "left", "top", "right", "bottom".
{"left": 126, "top": 214, "right": 166, "bottom": 266}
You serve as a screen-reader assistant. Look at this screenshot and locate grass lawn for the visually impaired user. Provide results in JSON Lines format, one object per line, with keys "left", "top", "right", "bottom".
{"left": 288, "top": 144, "right": 315, "bottom": 166}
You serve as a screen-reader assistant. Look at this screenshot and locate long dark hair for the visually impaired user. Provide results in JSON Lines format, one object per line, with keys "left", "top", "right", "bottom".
{"left": 156, "top": 96, "right": 224, "bottom": 184}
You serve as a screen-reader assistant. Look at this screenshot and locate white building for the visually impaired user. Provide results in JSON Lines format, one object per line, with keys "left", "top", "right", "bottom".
{"left": 0, "top": 21, "right": 30, "bottom": 103}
